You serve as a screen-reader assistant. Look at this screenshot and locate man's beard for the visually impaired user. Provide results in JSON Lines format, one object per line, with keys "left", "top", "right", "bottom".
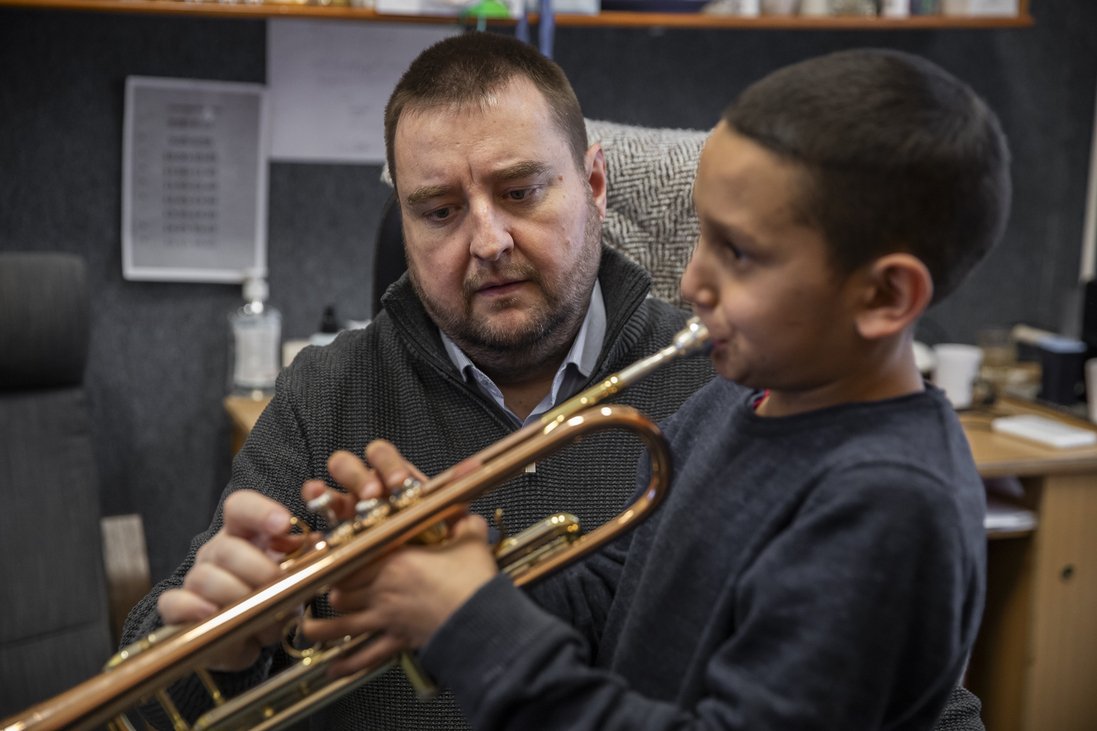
{"left": 410, "top": 194, "right": 603, "bottom": 382}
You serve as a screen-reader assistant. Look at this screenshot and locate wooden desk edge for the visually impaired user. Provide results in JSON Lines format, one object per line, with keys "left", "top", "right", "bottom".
{"left": 224, "top": 394, "right": 272, "bottom": 434}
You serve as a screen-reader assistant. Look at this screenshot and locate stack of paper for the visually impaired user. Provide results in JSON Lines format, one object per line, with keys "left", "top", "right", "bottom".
{"left": 991, "top": 414, "right": 1097, "bottom": 449}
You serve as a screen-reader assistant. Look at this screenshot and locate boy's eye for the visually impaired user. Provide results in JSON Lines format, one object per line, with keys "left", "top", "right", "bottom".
{"left": 724, "top": 240, "right": 748, "bottom": 262}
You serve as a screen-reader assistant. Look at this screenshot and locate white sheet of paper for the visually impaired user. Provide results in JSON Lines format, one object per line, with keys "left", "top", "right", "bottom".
{"left": 268, "top": 19, "right": 458, "bottom": 164}
{"left": 122, "top": 76, "right": 269, "bottom": 283}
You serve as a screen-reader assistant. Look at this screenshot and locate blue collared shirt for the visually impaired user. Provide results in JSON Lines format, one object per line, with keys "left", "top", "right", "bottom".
{"left": 440, "top": 280, "right": 606, "bottom": 428}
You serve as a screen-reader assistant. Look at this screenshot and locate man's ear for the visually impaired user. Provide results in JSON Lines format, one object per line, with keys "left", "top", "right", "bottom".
{"left": 585, "top": 143, "right": 607, "bottom": 221}
{"left": 853, "top": 253, "right": 934, "bottom": 340}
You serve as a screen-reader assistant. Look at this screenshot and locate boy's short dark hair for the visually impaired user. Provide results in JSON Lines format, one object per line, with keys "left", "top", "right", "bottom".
{"left": 384, "top": 33, "right": 588, "bottom": 195}
{"left": 723, "top": 49, "right": 1011, "bottom": 303}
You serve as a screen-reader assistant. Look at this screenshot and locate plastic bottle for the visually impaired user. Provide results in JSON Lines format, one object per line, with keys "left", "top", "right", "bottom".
{"left": 229, "top": 276, "right": 282, "bottom": 399}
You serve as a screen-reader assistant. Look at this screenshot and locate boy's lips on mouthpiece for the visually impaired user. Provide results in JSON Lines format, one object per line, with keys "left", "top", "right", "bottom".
{"left": 702, "top": 330, "right": 729, "bottom": 353}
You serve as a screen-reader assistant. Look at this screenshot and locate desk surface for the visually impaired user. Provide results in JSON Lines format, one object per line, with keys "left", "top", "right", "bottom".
{"left": 959, "top": 396, "right": 1097, "bottom": 478}
{"left": 224, "top": 395, "right": 271, "bottom": 438}
{"left": 227, "top": 393, "right": 1097, "bottom": 479}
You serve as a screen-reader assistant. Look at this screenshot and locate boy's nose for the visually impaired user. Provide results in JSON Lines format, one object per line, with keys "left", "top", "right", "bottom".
{"left": 680, "top": 247, "right": 711, "bottom": 308}
{"left": 468, "top": 200, "right": 514, "bottom": 262}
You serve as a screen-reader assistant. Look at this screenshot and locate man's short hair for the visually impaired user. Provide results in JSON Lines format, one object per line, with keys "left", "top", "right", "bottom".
{"left": 384, "top": 32, "right": 588, "bottom": 194}
{"left": 723, "top": 49, "right": 1011, "bottom": 303}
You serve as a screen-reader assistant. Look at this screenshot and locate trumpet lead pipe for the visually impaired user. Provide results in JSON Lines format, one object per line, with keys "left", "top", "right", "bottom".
{"left": 540, "top": 316, "right": 709, "bottom": 426}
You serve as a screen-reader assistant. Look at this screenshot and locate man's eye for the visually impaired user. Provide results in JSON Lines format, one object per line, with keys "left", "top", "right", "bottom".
{"left": 506, "top": 188, "right": 537, "bottom": 202}
{"left": 427, "top": 207, "right": 453, "bottom": 221}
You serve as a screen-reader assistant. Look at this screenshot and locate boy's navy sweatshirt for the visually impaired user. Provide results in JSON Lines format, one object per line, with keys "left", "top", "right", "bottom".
{"left": 420, "top": 377, "right": 987, "bottom": 731}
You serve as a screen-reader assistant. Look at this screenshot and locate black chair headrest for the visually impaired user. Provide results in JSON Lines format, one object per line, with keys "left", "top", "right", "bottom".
{"left": 0, "top": 253, "right": 90, "bottom": 391}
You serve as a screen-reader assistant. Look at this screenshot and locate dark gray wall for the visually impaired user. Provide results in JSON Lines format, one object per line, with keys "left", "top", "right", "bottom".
{"left": 1, "top": 3, "right": 1094, "bottom": 584}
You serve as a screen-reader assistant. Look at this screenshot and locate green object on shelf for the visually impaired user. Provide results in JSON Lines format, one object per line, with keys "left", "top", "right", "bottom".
{"left": 460, "top": 0, "right": 511, "bottom": 17}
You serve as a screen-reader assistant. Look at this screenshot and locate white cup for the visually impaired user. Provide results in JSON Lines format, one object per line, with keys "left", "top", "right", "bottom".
{"left": 881, "top": 0, "right": 910, "bottom": 16}
{"left": 933, "top": 343, "right": 984, "bottom": 409}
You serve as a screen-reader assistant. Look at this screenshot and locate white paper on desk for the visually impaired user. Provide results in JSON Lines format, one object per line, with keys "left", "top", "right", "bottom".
{"left": 984, "top": 496, "right": 1038, "bottom": 534}
{"left": 268, "top": 20, "right": 458, "bottom": 164}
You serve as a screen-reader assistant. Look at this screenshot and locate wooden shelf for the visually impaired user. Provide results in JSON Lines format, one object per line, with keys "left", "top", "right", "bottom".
{"left": 0, "top": 0, "right": 1035, "bottom": 28}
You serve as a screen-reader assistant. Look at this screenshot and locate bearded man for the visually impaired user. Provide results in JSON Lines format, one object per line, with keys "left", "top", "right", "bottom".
{"left": 123, "top": 32, "right": 715, "bottom": 731}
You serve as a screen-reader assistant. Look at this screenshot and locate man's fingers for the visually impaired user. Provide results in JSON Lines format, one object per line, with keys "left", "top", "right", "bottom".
{"left": 183, "top": 560, "right": 262, "bottom": 607}
{"left": 325, "top": 442, "right": 432, "bottom": 505}
{"left": 160, "top": 588, "right": 301, "bottom": 673}
{"left": 222, "top": 490, "right": 292, "bottom": 543}
{"left": 269, "top": 531, "right": 308, "bottom": 555}
{"left": 158, "top": 588, "right": 219, "bottom": 624}
{"left": 364, "top": 440, "right": 428, "bottom": 495}
{"left": 196, "top": 534, "right": 284, "bottom": 587}
{"left": 326, "top": 451, "right": 377, "bottom": 502}
{"left": 302, "top": 478, "right": 358, "bottom": 522}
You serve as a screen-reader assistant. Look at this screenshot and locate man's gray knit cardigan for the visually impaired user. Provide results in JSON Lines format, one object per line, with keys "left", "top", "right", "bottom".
{"left": 122, "top": 246, "right": 718, "bottom": 731}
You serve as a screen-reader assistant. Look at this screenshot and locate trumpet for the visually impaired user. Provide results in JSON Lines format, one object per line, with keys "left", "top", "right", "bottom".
{"left": 3, "top": 317, "right": 710, "bottom": 731}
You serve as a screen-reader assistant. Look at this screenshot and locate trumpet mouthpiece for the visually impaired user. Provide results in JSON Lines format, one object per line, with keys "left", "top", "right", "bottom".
{"left": 674, "top": 317, "right": 712, "bottom": 357}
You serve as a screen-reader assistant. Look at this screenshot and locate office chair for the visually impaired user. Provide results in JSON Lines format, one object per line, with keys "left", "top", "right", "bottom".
{"left": 0, "top": 252, "right": 114, "bottom": 716}
{"left": 372, "top": 192, "right": 407, "bottom": 319}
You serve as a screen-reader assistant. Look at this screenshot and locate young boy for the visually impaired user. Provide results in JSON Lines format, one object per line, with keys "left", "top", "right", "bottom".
{"left": 304, "top": 48, "right": 1009, "bottom": 729}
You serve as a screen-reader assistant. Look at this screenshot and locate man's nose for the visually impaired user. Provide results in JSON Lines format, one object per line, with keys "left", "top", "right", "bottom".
{"left": 467, "top": 201, "right": 514, "bottom": 262}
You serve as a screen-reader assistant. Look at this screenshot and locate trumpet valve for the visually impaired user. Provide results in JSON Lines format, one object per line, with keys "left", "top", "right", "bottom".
{"left": 305, "top": 493, "right": 339, "bottom": 530}
{"left": 354, "top": 498, "right": 391, "bottom": 528}
{"left": 389, "top": 477, "right": 424, "bottom": 510}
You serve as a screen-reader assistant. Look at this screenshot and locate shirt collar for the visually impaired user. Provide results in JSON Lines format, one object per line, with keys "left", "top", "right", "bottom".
{"left": 441, "top": 279, "right": 606, "bottom": 426}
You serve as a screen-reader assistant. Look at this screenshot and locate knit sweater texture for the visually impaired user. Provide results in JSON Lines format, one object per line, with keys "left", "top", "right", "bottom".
{"left": 122, "top": 246, "right": 717, "bottom": 731}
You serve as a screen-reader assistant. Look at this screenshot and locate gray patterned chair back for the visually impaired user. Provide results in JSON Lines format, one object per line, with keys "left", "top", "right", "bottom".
{"left": 587, "top": 119, "right": 709, "bottom": 309}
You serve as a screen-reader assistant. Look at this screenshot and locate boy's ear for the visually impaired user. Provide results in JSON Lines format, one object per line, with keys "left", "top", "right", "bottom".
{"left": 853, "top": 253, "right": 934, "bottom": 341}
